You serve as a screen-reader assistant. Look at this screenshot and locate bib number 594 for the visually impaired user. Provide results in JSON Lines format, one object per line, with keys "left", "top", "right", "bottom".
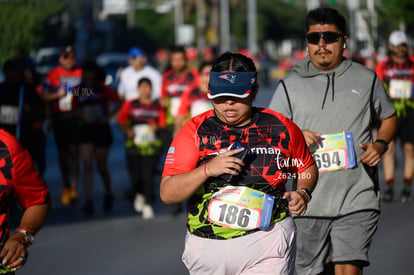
{"left": 314, "top": 151, "right": 340, "bottom": 168}
{"left": 313, "top": 150, "right": 346, "bottom": 171}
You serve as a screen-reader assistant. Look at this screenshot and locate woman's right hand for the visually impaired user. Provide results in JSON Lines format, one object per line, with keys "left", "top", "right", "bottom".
{"left": 204, "top": 148, "right": 246, "bottom": 177}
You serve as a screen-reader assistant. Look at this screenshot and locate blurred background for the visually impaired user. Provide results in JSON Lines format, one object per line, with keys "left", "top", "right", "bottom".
{"left": 1, "top": 1, "right": 413, "bottom": 274}
{"left": 0, "top": 0, "right": 413, "bottom": 83}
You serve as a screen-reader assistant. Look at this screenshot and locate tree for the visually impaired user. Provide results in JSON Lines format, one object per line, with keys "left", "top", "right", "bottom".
{"left": 258, "top": 1, "right": 308, "bottom": 42}
{"left": 0, "top": 0, "right": 66, "bottom": 64}
{"left": 377, "top": 0, "right": 414, "bottom": 42}
{"left": 133, "top": 8, "right": 175, "bottom": 50}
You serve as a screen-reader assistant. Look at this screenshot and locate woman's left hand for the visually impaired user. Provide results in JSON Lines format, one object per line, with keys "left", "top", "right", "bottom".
{"left": 0, "top": 234, "right": 28, "bottom": 271}
{"left": 283, "top": 190, "right": 308, "bottom": 216}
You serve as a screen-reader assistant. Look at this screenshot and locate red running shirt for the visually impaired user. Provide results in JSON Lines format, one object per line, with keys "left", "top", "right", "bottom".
{"left": 163, "top": 108, "right": 314, "bottom": 189}
{"left": 177, "top": 86, "right": 212, "bottom": 118}
{"left": 160, "top": 68, "right": 199, "bottom": 126}
{"left": 375, "top": 56, "right": 414, "bottom": 84}
{"left": 117, "top": 99, "right": 161, "bottom": 126}
{"left": 0, "top": 129, "right": 48, "bottom": 244}
{"left": 43, "top": 66, "right": 82, "bottom": 114}
{"left": 162, "top": 108, "right": 315, "bottom": 239}
{"left": 375, "top": 56, "right": 414, "bottom": 117}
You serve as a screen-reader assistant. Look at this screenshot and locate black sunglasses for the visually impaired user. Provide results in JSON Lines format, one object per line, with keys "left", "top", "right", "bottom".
{"left": 306, "top": 32, "right": 343, "bottom": 45}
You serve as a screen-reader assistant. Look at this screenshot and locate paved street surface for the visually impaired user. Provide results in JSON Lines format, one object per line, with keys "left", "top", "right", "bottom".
{"left": 18, "top": 81, "right": 413, "bottom": 275}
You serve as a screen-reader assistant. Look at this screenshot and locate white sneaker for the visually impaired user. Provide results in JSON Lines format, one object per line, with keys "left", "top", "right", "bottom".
{"left": 142, "top": 205, "right": 154, "bottom": 220}
{"left": 134, "top": 194, "right": 145, "bottom": 213}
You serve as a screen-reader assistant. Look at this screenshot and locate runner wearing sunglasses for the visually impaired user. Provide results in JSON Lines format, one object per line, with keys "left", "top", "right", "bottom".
{"left": 269, "top": 7, "right": 397, "bottom": 275}
{"left": 306, "top": 31, "right": 343, "bottom": 45}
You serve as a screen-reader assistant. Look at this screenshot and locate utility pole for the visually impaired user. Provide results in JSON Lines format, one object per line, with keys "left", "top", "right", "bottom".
{"left": 127, "top": 0, "right": 135, "bottom": 28}
{"left": 175, "top": 0, "right": 184, "bottom": 45}
{"left": 196, "top": 0, "right": 207, "bottom": 52}
{"left": 220, "top": 0, "right": 230, "bottom": 53}
{"left": 347, "top": 0, "right": 360, "bottom": 55}
{"left": 367, "top": 0, "right": 377, "bottom": 52}
{"left": 247, "top": 0, "right": 257, "bottom": 56}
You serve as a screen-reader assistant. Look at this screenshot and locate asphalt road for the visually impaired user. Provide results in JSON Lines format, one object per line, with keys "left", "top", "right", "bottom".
{"left": 17, "top": 81, "right": 413, "bottom": 275}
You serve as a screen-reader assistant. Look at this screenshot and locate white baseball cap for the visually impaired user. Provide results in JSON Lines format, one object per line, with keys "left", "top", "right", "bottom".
{"left": 389, "top": 31, "right": 408, "bottom": 46}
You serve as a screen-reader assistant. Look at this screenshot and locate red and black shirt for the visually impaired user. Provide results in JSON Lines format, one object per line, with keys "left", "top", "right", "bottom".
{"left": 117, "top": 99, "right": 161, "bottom": 127}
{"left": 160, "top": 68, "right": 199, "bottom": 126}
{"left": 43, "top": 66, "right": 82, "bottom": 115}
{"left": 162, "top": 108, "right": 314, "bottom": 239}
{"left": 0, "top": 129, "right": 48, "bottom": 245}
{"left": 177, "top": 86, "right": 212, "bottom": 118}
{"left": 375, "top": 56, "right": 414, "bottom": 118}
{"left": 117, "top": 99, "right": 162, "bottom": 155}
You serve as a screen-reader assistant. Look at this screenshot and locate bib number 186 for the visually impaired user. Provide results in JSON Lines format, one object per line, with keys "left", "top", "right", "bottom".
{"left": 208, "top": 200, "right": 260, "bottom": 230}
{"left": 219, "top": 204, "right": 250, "bottom": 227}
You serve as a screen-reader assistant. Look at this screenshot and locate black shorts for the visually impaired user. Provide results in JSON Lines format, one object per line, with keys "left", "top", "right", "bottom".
{"left": 75, "top": 123, "right": 113, "bottom": 147}
{"left": 52, "top": 117, "right": 79, "bottom": 150}
{"left": 396, "top": 116, "right": 414, "bottom": 144}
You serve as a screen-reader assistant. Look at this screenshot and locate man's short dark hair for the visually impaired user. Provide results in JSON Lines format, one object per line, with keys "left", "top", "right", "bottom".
{"left": 305, "top": 7, "right": 347, "bottom": 35}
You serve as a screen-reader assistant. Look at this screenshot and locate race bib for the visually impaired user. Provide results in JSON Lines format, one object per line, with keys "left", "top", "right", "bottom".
{"left": 58, "top": 77, "right": 81, "bottom": 112}
{"left": 208, "top": 186, "right": 275, "bottom": 231}
{"left": 309, "top": 132, "right": 356, "bottom": 173}
{"left": 58, "top": 93, "right": 74, "bottom": 112}
{"left": 389, "top": 79, "right": 413, "bottom": 99}
{"left": 133, "top": 124, "right": 156, "bottom": 145}
{"left": 169, "top": 96, "right": 181, "bottom": 118}
{"left": 0, "top": 105, "right": 19, "bottom": 125}
{"left": 190, "top": 99, "right": 212, "bottom": 117}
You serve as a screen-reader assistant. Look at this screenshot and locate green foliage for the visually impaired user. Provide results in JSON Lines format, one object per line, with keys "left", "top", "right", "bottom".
{"left": 258, "top": 0, "right": 307, "bottom": 40}
{"left": 188, "top": 0, "right": 309, "bottom": 50}
{"left": 378, "top": 0, "right": 414, "bottom": 40}
{"left": 0, "top": 0, "right": 66, "bottom": 64}
{"left": 128, "top": 8, "right": 175, "bottom": 50}
{"left": 231, "top": 6, "right": 248, "bottom": 48}
{"left": 0, "top": 0, "right": 412, "bottom": 66}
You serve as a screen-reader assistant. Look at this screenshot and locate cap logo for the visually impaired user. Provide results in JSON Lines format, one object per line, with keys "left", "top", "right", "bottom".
{"left": 208, "top": 71, "right": 257, "bottom": 99}
{"left": 219, "top": 74, "right": 236, "bottom": 84}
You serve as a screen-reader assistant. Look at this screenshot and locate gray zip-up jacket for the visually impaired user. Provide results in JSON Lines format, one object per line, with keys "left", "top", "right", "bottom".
{"left": 268, "top": 56, "right": 395, "bottom": 217}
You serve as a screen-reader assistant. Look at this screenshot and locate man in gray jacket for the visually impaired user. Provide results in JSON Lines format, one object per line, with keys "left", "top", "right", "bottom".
{"left": 268, "top": 7, "right": 397, "bottom": 275}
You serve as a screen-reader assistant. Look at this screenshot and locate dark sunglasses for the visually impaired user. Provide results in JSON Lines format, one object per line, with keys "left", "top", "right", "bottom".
{"left": 306, "top": 32, "right": 343, "bottom": 45}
